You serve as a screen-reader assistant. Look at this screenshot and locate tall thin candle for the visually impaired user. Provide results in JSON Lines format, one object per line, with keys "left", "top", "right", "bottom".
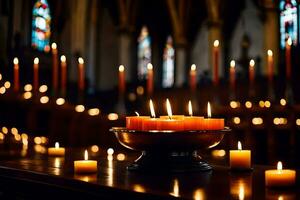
{"left": 13, "top": 57, "right": 19, "bottom": 92}
{"left": 78, "top": 57, "right": 85, "bottom": 92}
{"left": 229, "top": 60, "right": 236, "bottom": 90}
{"left": 267, "top": 50, "right": 273, "bottom": 85}
{"left": 213, "top": 40, "right": 219, "bottom": 86}
{"left": 285, "top": 38, "right": 292, "bottom": 80}
{"left": 189, "top": 64, "right": 197, "bottom": 91}
{"left": 249, "top": 59, "right": 255, "bottom": 87}
{"left": 60, "top": 55, "right": 67, "bottom": 96}
{"left": 51, "top": 43, "right": 58, "bottom": 93}
{"left": 147, "top": 63, "right": 153, "bottom": 95}
{"left": 33, "top": 57, "right": 39, "bottom": 92}
{"left": 118, "top": 65, "right": 125, "bottom": 95}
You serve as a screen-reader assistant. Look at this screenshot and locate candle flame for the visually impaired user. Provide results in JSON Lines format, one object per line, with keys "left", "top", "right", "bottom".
{"left": 249, "top": 59, "right": 255, "bottom": 67}
{"left": 166, "top": 98, "right": 173, "bottom": 119}
{"left": 55, "top": 142, "right": 59, "bottom": 148}
{"left": 213, "top": 40, "right": 219, "bottom": 47}
{"left": 119, "top": 65, "right": 125, "bottom": 72}
{"left": 135, "top": 111, "right": 140, "bottom": 116}
{"left": 60, "top": 55, "right": 66, "bottom": 62}
{"left": 267, "top": 50, "right": 273, "bottom": 57}
{"left": 149, "top": 99, "right": 156, "bottom": 118}
{"left": 207, "top": 102, "right": 211, "bottom": 118}
{"left": 238, "top": 141, "right": 242, "bottom": 150}
{"left": 277, "top": 161, "right": 282, "bottom": 170}
{"left": 230, "top": 60, "right": 235, "bottom": 68}
{"left": 191, "top": 64, "right": 196, "bottom": 71}
{"left": 147, "top": 63, "right": 153, "bottom": 70}
{"left": 188, "top": 100, "right": 193, "bottom": 116}
{"left": 287, "top": 37, "right": 292, "bottom": 46}
{"left": 34, "top": 57, "right": 39, "bottom": 64}
{"left": 84, "top": 150, "right": 88, "bottom": 160}
{"left": 78, "top": 57, "right": 84, "bottom": 64}
{"left": 13, "top": 57, "right": 19, "bottom": 65}
{"left": 51, "top": 43, "right": 57, "bottom": 49}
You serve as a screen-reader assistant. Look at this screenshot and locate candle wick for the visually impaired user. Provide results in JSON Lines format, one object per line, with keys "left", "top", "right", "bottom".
{"left": 168, "top": 115, "right": 172, "bottom": 120}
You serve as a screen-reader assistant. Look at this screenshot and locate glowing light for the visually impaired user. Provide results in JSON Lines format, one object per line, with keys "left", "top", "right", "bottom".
{"left": 40, "top": 96, "right": 49, "bottom": 104}
{"left": 133, "top": 184, "right": 146, "bottom": 193}
{"left": 277, "top": 161, "right": 283, "bottom": 170}
{"left": 259, "top": 100, "right": 265, "bottom": 108}
{"left": 287, "top": 37, "right": 292, "bottom": 46}
{"left": 0, "top": 87, "right": 6, "bottom": 94}
{"left": 34, "top": 57, "right": 39, "bottom": 64}
{"left": 2, "top": 127, "right": 8, "bottom": 134}
{"left": 193, "top": 189, "right": 205, "bottom": 200}
{"left": 280, "top": 99, "right": 286, "bottom": 106}
{"left": 149, "top": 99, "right": 156, "bottom": 118}
{"left": 0, "top": 133, "right": 4, "bottom": 140}
{"left": 60, "top": 55, "right": 66, "bottom": 62}
{"left": 0, "top": 74, "right": 2, "bottom": 81}
{"left": 191, "top": 64, "right": 196, "bottom": 71}
{"left": 107, "top": 148, "right": 114, "bottom": 155}
{"left": 211, "top": 149, "right": 226, "bottom": 158}
{"left": 11, "top": 127, "right": 18, "bottom": 135}
{"left": 245, "top": 101, "right": 252, "bottom": 109}
{"left": 34, "top": 144, "right": 46, "bottom": 154}
{"left": 119, "top": 65, "right": 124, "bottom": 72}
{"left": 78, "top": 57, "right": 84, "bottom": 64}
{"left": 51, "top": 43, "right": 57, "bottom": 50}
{"left": 267, "top": 50, "right": 273, "bottom": 56}
{"left": 296, "top": 119, "right": 300, "bottom": 126}
{"left": 91, "top": 145, "right": 99, "bottom": 153}
{"left": 238, "top": 141, "right": 242, "bottom": 150}
{"left": 84, "top": 150, "right": 88, "bottom": 160}
{"left": 273, "top": 118, "right": 287, "bottom": 125}
{"left": 265, "top": 101, "right": 271, "bottom": 108}
{"left": 230, "top": 60, "right": 235, "bottom": 68}
{"left": 75, "top": 105, "right": 85, "bottom": 112}
{"left": 14, "top": 134, "right": 21, "bottom": 141}
{"left": 24, "top": 84, "right": 33, "bottom": 92}
{"left": 21, "top": 133, "right": 28, "bottom": 140}
{"left": 188, "top": 100, "right": 193, "bottom": 116}
{"left": 128, "top": 93, "right": 137, "bottom": 101}
{"left": 56, "top": 98, "right": 65, "bottom": 105}
{"left": 88, "top": 108, "right": 100, "bottom": 116}
{"left": 55, "top": 142, "right": 59, "bottom": 148}
{"left": 147, "top": 63, "right": 153, "bottom": 70}
{"left": 4, "top": 81, "right": 11, "bottom": 89}
{"left": 41, "top": 136, "right": 47, "bottom": 144}
{"left": 39, "top": 85, "right": 48, "bottom": 93}
{"left": 252, "top": 117, "right": 263, "bottom": 125}
{"left": 230, "top": 101, "right": 238, "bottom": 109}
{"left": 116, "top": 153, "right": 126, "bottom": 161}
{"left": 34, "top": 137, "right": 42, "bottom": 145}
{"left": 13, "top": 57, "right": 19, "bottom": 65}
{"left": 170, "top": 179, "right": 180, "bottom": 197}
{"left": 136, "top": 86, "right": 144, "bottom": 95}
{"left": 233, "top": 117, "right": 241, "bottom": 124}
{"left": 166, "top": 98, "right": 173, "bottom": 118}
{"left": 23, "top": 92, "right": 32, "bottom": 99}
{"left": 108, "top": 113, "right": 118, "bottom": 121}
{"left": 238, "top": 184, "right": 245, "bottom": 200}
{"left": 213, "top": 40, "right": 219, "bottom": 47}
{"left": 207, "top": 102, "right": 211, "bottom": 118}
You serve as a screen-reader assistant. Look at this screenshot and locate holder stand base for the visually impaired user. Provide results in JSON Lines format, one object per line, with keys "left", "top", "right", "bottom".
{"left": 127, "top": 151, "right": 212, "bottom": 173}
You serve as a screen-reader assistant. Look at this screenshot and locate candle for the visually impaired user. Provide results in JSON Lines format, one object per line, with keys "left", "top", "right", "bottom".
{"left": 213, "top": 40, "right": 219, "bottom": 86}
{"left": 142, "top": 99, "right": 159, "bottom": 130}
{"left": 60, "top": 55, "right": 67, "bottom": 96}
{"left": 285, "top": 38, "right": 292, "bottom": 80}
{"left": 189, "top": 64, "right": 197, "bottom": 91}
{"left": 203, "top": 102, "right": 224, "bottom": 130}
{"left": 126, "top": 112, "right": 150, "bottom": 130}
{"left": 267, "top": 50, "right": 274, "bottom": 85}
{"left": 230, "top": 141, "right": 251, "bottom": 169}
{"left": 156, "top": 99, "right": 184, "bottom": 131}
{"left": 118, "top": 65, "right": 125, "bottom": 95}
{"left": 33, "top": 57, "right": 39, "bottom": 92}
{"left": 48, "top": 142, "right": 65, "bottom": 156}
{"left": 184, "top": 100, "right": 204, "bottom": 130}
{"left": 147, "top": 63, "right": 153, "bottom": 95}
{"left": 78, "top": 57, "right": 85, "bottom": 92}
{"left": 229, "top": 60, "right": 236, "bottom": 90}
{"left": 249, "top": 59, "right": 255, "bottom": 87}
{"left": 74, "top": 150, "right": 97, "bottom": 174}
{"left": 51, "top": 43, "right": 58, "bottom": 93}
{"left": 265, "top": 161, "right": 296, "bottom": 187}
{"left": 13, "top": 58, "right": 20, "bottom": 92}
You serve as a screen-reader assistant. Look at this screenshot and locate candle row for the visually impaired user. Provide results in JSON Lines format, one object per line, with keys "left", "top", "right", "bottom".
{"left": 126, "top": 100, "right": 224, "bottom": 131}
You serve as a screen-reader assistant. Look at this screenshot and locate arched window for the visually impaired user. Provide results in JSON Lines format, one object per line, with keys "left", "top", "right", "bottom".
{"left": 162, "top": 36, "right": 175, "bottom": 88}
{"left": 280, "top": 0, "right": 298, "bottom": 48}
{"left": 31, "top": 0, "right": 51, "bottom": 52}
{"left": 137, "top": 26, "right": 151, "bottom": 80}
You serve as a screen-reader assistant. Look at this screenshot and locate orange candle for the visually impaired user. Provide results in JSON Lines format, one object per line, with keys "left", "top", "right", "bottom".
{"left": 48, "top": 142, "right": 65, "bottom": 156}
{"left": 147, "top": 63, "right": 153, "bottom": 95}
{"left": 74, "top": 150, "right": 97, "bottom": 174}
{"left": 126, "top": 112, "right": 150, "bottom": 130}
{"left": 118, "top": 65, "right": 125, "bottom": 95}
{"left": 267, "top": 50, "right": 273, "bottom": 85}
{"left": 249, "top": 59, "right": 255, "bottom": 87}
{"left": 33, "top": 57, "right": 39, "bottom": 92}
{"left": 265, "top": 161, "right": 296, "bottom": 187}
{"left": 285, "top": 38, "right": 292, "bottom": 80}
{"left": 78, "top": 57, "right": 85, "bottom": 92}
{"left": 51, "top": 43, "right": 58, "bottom": 93}
{"left": 189, "top": 64, "right": 197, "bottom": 91}
{"left": 213, "top": 40, "right": 219, "bottom": 86}
{"left": 229, "top": 60, "right": 236, "bottom": 90}
{"left": 230, "top": 141, "right": 251, "bottom": 169}
{"left": 13, "top": 57, "right": 19, "bottom": 92}
{"left": 184, "top": 100, "right": 204, "bottom": 130}
{"left": 60, "top": 55, "right": 67, "bottom": 96}
{"left": 203, "top": 102, "right": 224, "bottom": 130}
{"left": 142, "top": 99, "right": 159, "bottom": 130}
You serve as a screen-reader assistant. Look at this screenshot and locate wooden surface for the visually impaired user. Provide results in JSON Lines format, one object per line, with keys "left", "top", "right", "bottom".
{"left": 0, "top": 145, "right": 298, "bottom": 199}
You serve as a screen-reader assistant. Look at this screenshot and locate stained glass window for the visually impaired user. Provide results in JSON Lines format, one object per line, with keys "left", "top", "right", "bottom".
{"left": 137, "top": 26, "right": 151, "bottom": 80}
{"left": 31, "top": 0, "right": 51, "bottom": 52}
{"left": 280, "top": 0, "right": 298, "bottom": 48}
{"left": 162, "top": 36, "right": 175, "bottom": 88}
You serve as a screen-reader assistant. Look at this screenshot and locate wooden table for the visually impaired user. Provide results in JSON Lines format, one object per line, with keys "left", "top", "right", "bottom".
{"left": 0, "top": 146, "right": 298, "bottom": 200}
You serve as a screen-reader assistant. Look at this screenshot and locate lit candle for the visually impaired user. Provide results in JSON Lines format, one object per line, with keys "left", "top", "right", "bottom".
{"left": 213, "top": 40, "right": 219, "bottom": 86}
{"left": 13, "top": 58, "right": 19, "bottom": 92}
{"left": 126, "top": 112, "right": 150, "bottom": 130}
{"left": 184, "top": 100, "right": 204, "bottom": 130}
{"left": 189, "top": 64, "right": 197, "bottom": 91}
{"left": 203, "top": 102, "right": 224, "bottom": 130}
{"left": 230, "top": 141, "right": 251, "bottom": 169}
{"left": 51, "top": 43, "right": 58, "bottom": 93}
{"left": 249, "top": 59, "right": 255, "bottom": 87}
{"left": 74, "top": 150, "right": 98, "bottom": 174}
{"left": 142, "top": 99, "right": 159, "bottom": 131}
{"left": 147, "top": 63, "right": 153, "bottom": 95}
{"left": 118, "top": 65, "right": 125, "bottom": 95}
{"left": 229, "top": 60, "right": 236, "bottom": 90}
{"left": 60, "top": 55, "right": 67, "bottom": 96}
{"left": 78, "top": 57, "right": 85, "bottom": 92}
{"left": 265, "top": 161, "right": 296, "bottom": 187}
{"left": 267, "top": 50, "right": 273, "bottom": 85}
{"left": 285, "top": 38, "right": 292, "bottom": 80}
{"left": 48, "top": 142, "right": 65, "bottom": 156}
{"left": 33, "top": 57, "right": 39, "bottom": 92}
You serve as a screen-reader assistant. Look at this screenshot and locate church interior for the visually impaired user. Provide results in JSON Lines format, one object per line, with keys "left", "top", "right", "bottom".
{"left": 0, "top": 0, "right": 299, "bottom": 199}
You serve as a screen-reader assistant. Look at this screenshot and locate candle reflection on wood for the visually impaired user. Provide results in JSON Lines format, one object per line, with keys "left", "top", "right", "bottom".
{"left": 230, "top": 174, "right": 252, "bottom": 200}
{"left": 13, "top": 58, "right": 19, "bottom": 92}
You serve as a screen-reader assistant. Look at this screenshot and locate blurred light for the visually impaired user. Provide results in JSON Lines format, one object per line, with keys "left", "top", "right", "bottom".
{"left": 0, "top": 87, "right": 6, "bottom": 94}
{"left": 230, "top": 101, "right": 238, "bottom": 109}
{"left": 11, "top": 127, "right": 18, "bottom": 135}
{"left": 24, "top": 84, "right": 33, "bottom": 92}
{"left": 34, "top": 144, "right": 46, "bottom": 154}
{"left": 280, "top": 99, "right": 286, "bottom": 106}
{"left": 136, "top": 86, "right": 144, "bottom": 95}
{"left": 0, "top": 74, "right": 2, "bottom": 81}
{"left": 133, "top": 184, "right": 146, "bottom": 193}
{"left": 252, "top": 117, "right": 263, "bottom": 125}
{"left": 51, "top": 43, "right": 57, "bottom": 49}
{"left": 78, "top": 57, "right": 84, "bottom": 64}
{"left": 259, "top": 100, "right": 265, "bottom": 108}
{"left": 91, "top": 145, "right": 99, "bottom": 153}
{"left": 128, "top": 93, "right": 137, "bottom": 101}
{"left": 107, "top": 154, "right": 113, "bottom": 161}
{"left": 267, "top": 50, "right": 273, "bottom": 57}
{"left": 245, "top": 101, "right": 252, "bottom": 109}
{"left": 116, "top": 153, "right": 126, "bottom": 161}
{"left": 265, "top": 101, "right": 271, "bottom": 108}
{"left": 107, "top": 148, "right": 114, "bottom": 155}
{"left": 119, "top": 65, "right": 124, "bottom": 72}
{"left": 13, "top": 57, "right": 19, "bottom": 65}
{"left": 108, "top": 113, "right": 118, "bottom": 121}
{"left": 4, "top": 81, "right": 11, "bottom": 89}
{"left": 88, "top": 108, "right": 100, "bottom": 116}
{"left": 193, "top": 189, "right": 205, "bottom": 200}
{"left": 211, "top": 149, "right": 226, "bottom": 158}
{"left": 273, "top": 118, "right": 287, "bottom": 125}
{"left": 296, "top": 119, "right": 300, "bottom": 126}
{"left": 22, "top": 139, "right": 28, "bottom": 146}
{"left": 41, "top": 136, "right": 47, "bottom": 144}
{"left": 233, "top": 117, "right": 241, "bottom": 124}
{"left": 170, "top": 179, "right": 180, "bottom": 197}
{"left": 56, "top": 98, "right": 65, "bottom": 105}
{"left": 60, "top": 55, "right": 66, "bottom": 62}
{"left": 14, "top": 134, "right": 21, "bottom": 141}
{"left": 23, "top": 92, "right": 32, "bottom": 100}
{"left": 75, "top": 105, "right": 85, "bottom": 112}
{"left": 21, "top": 133, "right": 28, "bottom": 140}
{"left": 2, "top": 127, "right": 8, "bottom": 134}
{"left": 0, "top": 133, "right": 4, "bottom": 140}
{"left": 39, "top": 85, "right": 48, "bottom": 93}
{"left": 213, "top": 40, "right": 219, "bottom": 47}
{"left": 34, "top": 137, "right": 42, "bottom": 145}
{"left": 40, "top": 96, "right": 49, "bottom": 104}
